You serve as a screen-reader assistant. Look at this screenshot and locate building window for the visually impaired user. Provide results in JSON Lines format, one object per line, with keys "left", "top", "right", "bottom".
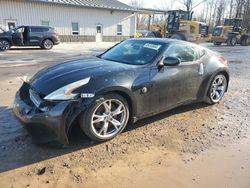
{"left": 6, "top": 20, "right": 17, "bottom": 30}
{"left": 72, "top": 22, "right": 79, "bottom": 35}
{"left": 117, "top": 24, "right": 122, "bottom": 35}
{"left": 41, "top": 20, "right": 49, "bottom": 26}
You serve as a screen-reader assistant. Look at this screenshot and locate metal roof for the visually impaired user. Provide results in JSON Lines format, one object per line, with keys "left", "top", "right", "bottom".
{"left": 33, "top": 0, "right": 137, "bottom": 12}
{"left": 138, "top": 8, "right": 167, "bottom": 15}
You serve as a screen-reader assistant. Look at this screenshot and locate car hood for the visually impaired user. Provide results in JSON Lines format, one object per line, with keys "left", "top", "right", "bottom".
{"left": 0, "top": 31, "right": 11, "bottom": 37}
{"left": 30, "top": 57, "right": 137, "bottom": 95}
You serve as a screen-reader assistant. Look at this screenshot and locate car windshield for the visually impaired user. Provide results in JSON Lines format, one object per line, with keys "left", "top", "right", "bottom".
{"left": 100, "top": 40, "right": 164, "bottom": 65}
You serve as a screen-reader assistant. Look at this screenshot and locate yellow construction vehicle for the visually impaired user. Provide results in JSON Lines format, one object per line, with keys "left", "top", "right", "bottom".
{"left": 166, "top": 10, "right": 209, "bottom": 42}
{"left": 212, "top": 18, "right": 250, "bottom": 46}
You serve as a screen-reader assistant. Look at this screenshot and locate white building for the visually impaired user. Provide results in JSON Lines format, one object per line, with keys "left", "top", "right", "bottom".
{"left": 0, "top": 0, "right": 137, "bottom": 42}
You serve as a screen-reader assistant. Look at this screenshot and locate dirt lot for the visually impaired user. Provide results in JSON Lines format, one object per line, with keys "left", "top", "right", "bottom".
{"left": 0, "top": 43, "right": 249, "bottom": 188}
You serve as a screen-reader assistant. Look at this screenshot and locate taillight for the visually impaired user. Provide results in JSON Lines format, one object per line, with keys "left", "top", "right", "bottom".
{"left": 53, "top": 31, "right": 59, "bottom": 36}
{"left": 218, "top": 55, "right": 228, "bottom": 65}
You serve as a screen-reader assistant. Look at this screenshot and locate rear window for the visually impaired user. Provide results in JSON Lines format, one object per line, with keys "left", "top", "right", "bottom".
{"left": 30, "top": 27, "right": 49, "bottom": 32}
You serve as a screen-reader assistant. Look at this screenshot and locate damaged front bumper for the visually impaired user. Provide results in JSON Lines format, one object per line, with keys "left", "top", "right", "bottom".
{"left": 13, "top": 82, "right": 83, "bottom": 145}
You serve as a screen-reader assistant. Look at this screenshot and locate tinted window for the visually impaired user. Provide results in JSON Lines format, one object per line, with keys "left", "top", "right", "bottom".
{"left": 213, "top": 27, "right": 222, "bottom": 36}
{"left": 101, "top": 40, "right": 164, "bottom": 65}
{"left": 164, "top": 44, "right": 198, "bottom": 62}
{"left": 14, "top": 27, "right": 25, "bottom": 33}
{"left": 30, "top": 27, "right": 49, "bottom": 32}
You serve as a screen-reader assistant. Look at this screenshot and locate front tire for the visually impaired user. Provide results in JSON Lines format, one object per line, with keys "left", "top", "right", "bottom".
{"left": 227, "top": 36, "right": 237, "bottom": 46}
{"left": 41, "top": 39, "right": 54, "bottom": 50}
{"left": 205, "top": 74, "right": 228, "bottom": 104}
{"left": 0, "top": 39, "right": 11, "bottom": 51}
{"left": 79, "top": 93, "right": 129, "bottom": 142}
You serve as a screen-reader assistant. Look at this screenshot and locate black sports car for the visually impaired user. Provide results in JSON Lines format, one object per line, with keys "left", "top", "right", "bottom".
{"left": 13, "top": 39, "right": 229, "bottom": 145}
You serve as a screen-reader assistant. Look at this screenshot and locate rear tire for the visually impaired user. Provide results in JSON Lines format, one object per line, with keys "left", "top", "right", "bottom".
{"left": 240, "top": 37, "right": 249, "bottom": 46}
{"left": 41, "top": 39, "right": 53, "bottom": 50}
{"left": 79, "top": 93, "right": 130, "bottom": 142}
{"left": 0, "top": 39, "right": 11, "bottom": 51}
{"left": 205, "top": 74, "right": 228, "bottom": 105}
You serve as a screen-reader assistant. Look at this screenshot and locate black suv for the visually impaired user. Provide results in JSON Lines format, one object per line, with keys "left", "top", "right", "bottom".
{"left": 0, "top": 26, "right": 60, "bottom": 51}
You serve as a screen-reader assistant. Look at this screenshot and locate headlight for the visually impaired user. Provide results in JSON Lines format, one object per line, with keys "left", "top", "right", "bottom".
{"left": 44, "top": 77, "right": 90, "bottom": 101}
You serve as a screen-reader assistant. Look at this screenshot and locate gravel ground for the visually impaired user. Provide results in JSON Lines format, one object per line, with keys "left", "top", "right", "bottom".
{"left": 0, "top": 43, "right": 249, "bottom": 188}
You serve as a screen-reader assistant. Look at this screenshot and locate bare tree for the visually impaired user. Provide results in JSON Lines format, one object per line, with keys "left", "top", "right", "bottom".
{"left": 242, "top": 0, "right": 250, "bottom": 29}
{"left": 181, "top": 0, "right": 193, "bottom": 11}
{"left": 179, "top": 0, "right": 208, "bottom": 12}
{"left": 235, "top": 0, "right": 245, "bottom": 17}
{"left": 229, "top": 0, "right": 234, "bottom": 18}
{"left": 129, "top": 0, "right": 147, "bottom": 30}
{"left": 216, "top": 0, "right": 226, "bottom": 26}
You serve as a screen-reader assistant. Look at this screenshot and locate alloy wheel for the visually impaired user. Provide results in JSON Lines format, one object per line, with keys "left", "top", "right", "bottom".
{"left": 43, "top": 39, "right": 53, "bottom": 49}
{"left": 0, "top": 40, "right": 10, "bottom": 51}
{"left": 210, "top": 75, "right": 227, "bottom": 103}
{"left": 91, "top": 99, "right": 128, "bottom": 139}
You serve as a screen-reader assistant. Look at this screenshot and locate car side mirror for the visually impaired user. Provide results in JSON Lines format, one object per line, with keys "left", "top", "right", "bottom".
{"left": 159, "top": 56, "right": 181, "bottom": 67}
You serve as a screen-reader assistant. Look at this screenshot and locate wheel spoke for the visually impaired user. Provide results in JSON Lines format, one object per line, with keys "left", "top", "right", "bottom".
{"left": 99, "top": 121, "right": 109, "bottom": 135}
{"left": 93, "top": 114, "right": 105, "bottom": 123}
{"left": 217, "top": 86, "right": 224, "bottom": 91}
{"left": 215, "top": 91, "right": 220, "bottom": 99}
{"left": 110, "top": 118, "right": 121, "bottom": 130}
{"left": 103, "top": 100, "right": 111, "bottom": 113}
{"left": 112, "top": 104, "right": 124, "bottom": 116}
{"left": 217, "top": 77, "right": 223, "bottom": 85}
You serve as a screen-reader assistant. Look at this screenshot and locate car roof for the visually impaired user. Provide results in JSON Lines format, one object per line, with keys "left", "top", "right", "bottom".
{"left": 18, "top": 25, "right": 53, "bottom": 29}
{"left": 127, "top": 38, "right": 191, "bottom": 45}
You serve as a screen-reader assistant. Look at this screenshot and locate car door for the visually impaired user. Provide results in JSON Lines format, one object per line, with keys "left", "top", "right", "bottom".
{"left": 29, "top": 27, "right": 44, "bottom": 45}
{"left": 12, "top": 26, "right": 24, "bottom": 46}
{"left": 149, "top": 43, "right": 203, "bottom": 112}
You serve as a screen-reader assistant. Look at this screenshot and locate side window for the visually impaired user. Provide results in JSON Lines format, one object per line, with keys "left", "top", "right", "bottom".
{"left": 30, "top": 27, "right": 48, "bottom": 32}
{"left": 164, "top": 44, "right": 199, "bottom": 62}
{"left": 15, "top": 27, "right": 24, "bottom": 33}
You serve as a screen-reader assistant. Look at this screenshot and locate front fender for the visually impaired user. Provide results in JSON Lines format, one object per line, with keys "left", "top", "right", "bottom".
{"left": 94, "top": 86, "right": 137, "bottom": 117}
